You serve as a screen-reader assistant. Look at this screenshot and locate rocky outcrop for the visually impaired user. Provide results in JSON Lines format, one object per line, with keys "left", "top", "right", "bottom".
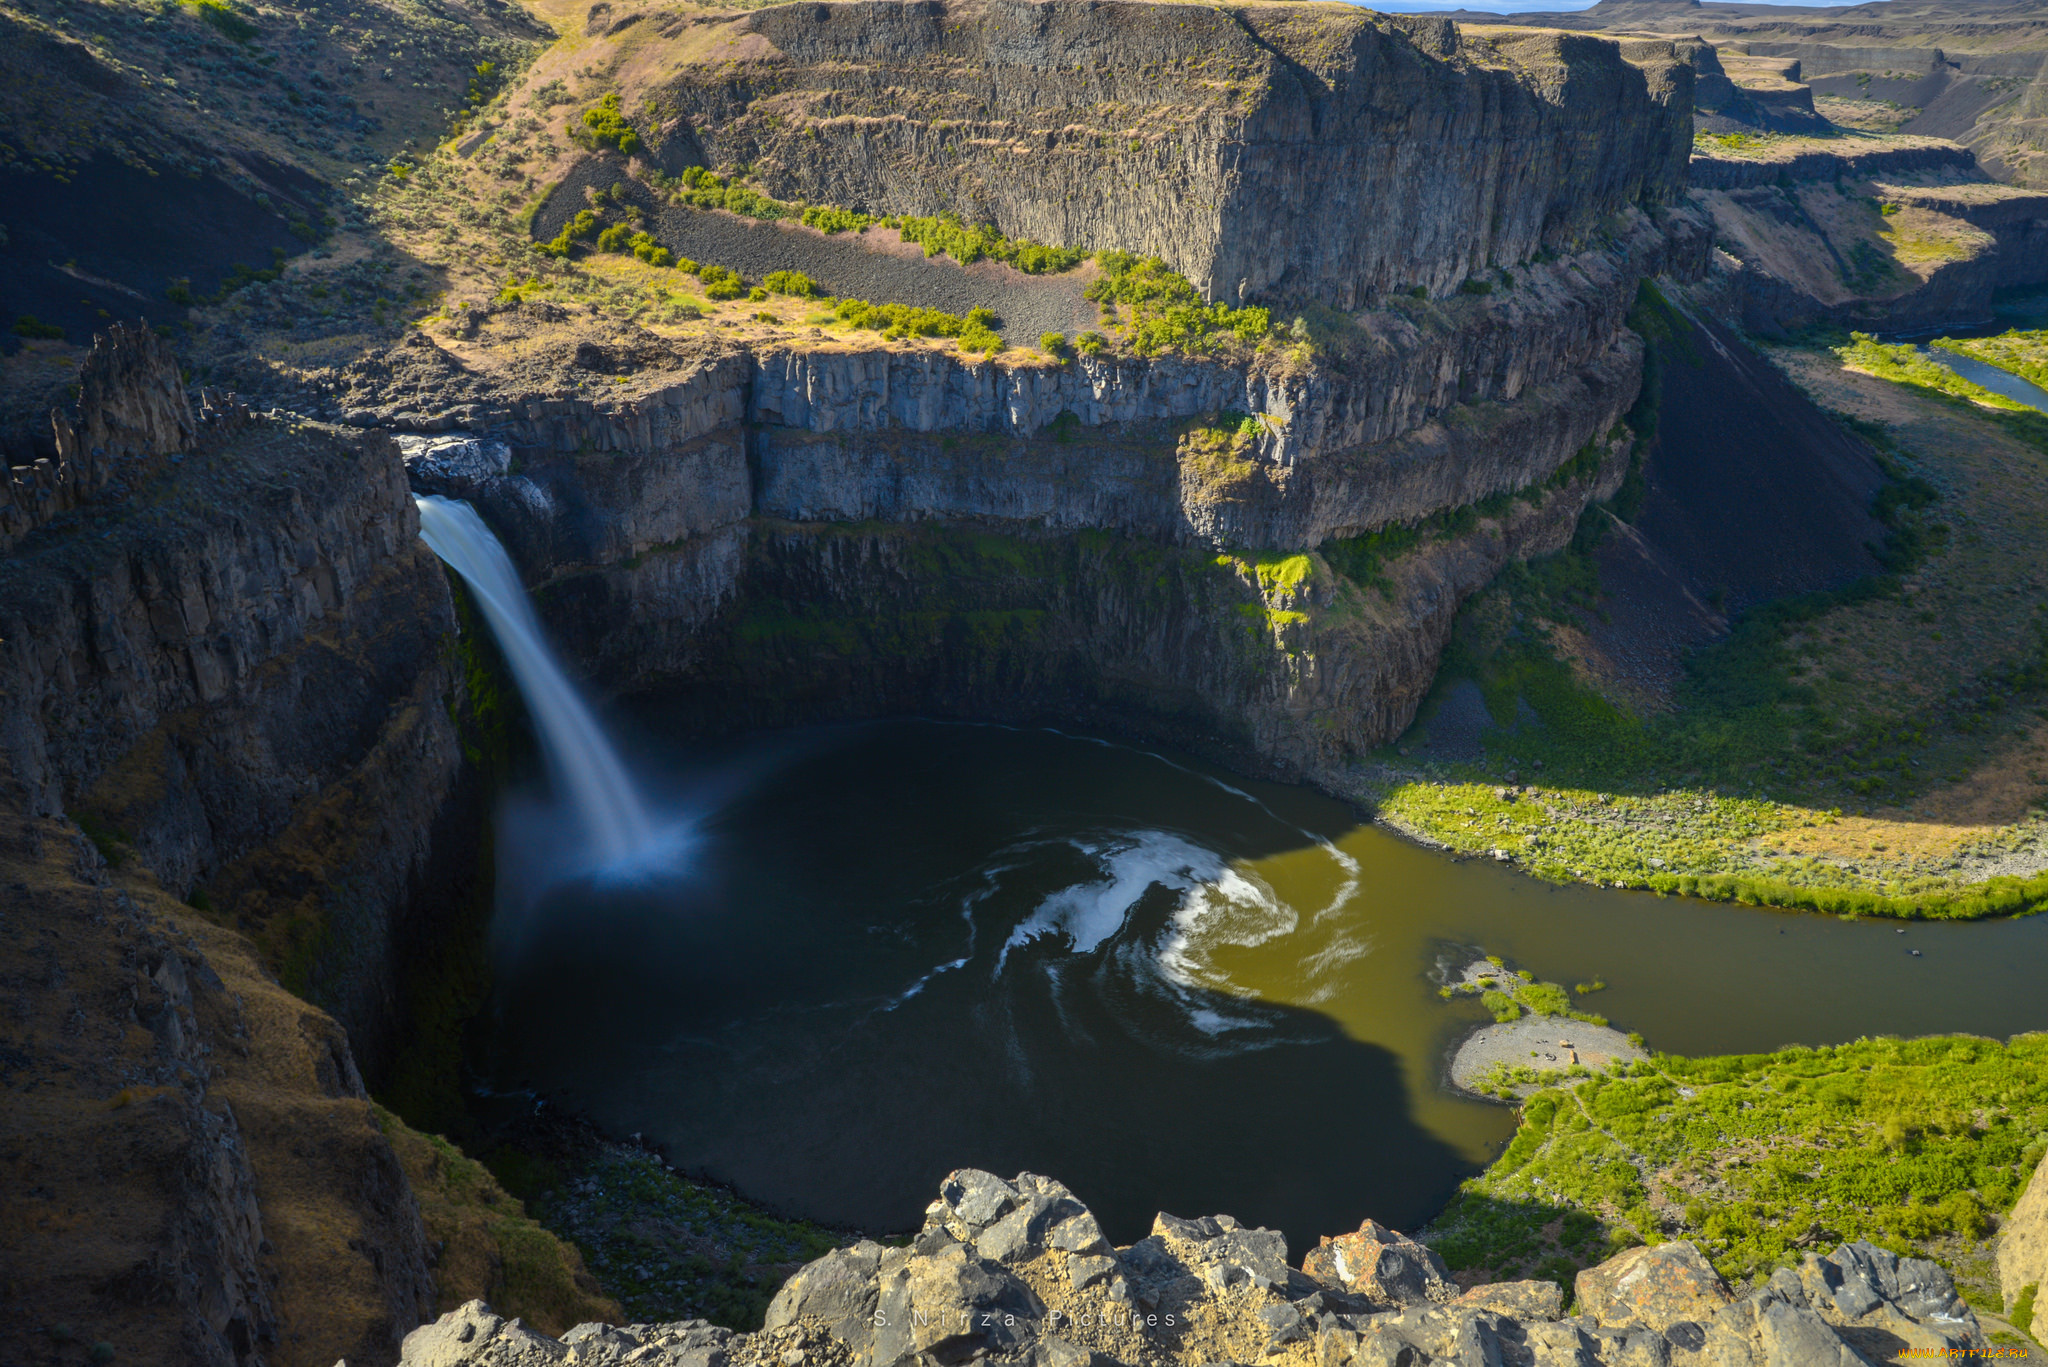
{"left": 1688, "top": 139, "right": 1978, "bottom": 193}
{"left": 2002, "top": 1148, "right": 2048, "bottom": 1315}
{"left": 627, "top": 0, "right": 1692, "bottom": 307}
{"left": 0, "top": 331, "right": 466, "bottom": 1078}
{"left": 1, "top": 323, "right": 250, "bottom": 551}
{"left": 397, "top": 1169, "right": 1988, "bottom": 1367}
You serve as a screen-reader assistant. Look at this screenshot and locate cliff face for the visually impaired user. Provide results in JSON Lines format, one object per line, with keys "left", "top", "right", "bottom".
{"left": 0, "top": 803, "right": 437, "bottom": 1367}
{"left": 627, "top": 0, "right": 1692, "bottom": 305}
{"left": 2003, "top": 1149, "right": 2048, "bottom": 1322}
{"left": 0, "top": 347, "right": 465, "bottom": 1075}
{"left": 0, "top": 328, "right": 634, "bottom": 1364}
{"left": 403, "top": 206, "right": 1691, "bottom": 775}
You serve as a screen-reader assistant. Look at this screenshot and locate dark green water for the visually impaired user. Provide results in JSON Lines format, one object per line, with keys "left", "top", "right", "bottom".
{"left": 480, "top": 720, "right": 2048, "bottom": 1253}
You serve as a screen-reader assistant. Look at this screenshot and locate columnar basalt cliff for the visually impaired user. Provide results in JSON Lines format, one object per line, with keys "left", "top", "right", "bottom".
{"left": 0, "top": 331, "right": 512, "bottom": 1367}
{"left": 402, "top": 202, "right": 1693, "bottom": 775}
{"left": 1, "top": 324, "right": 247, "bottom": 551}
{"left": 631, "top": 0, "right": 1693, "bottom": 305}
{"left": 0, "top": 328, "right": 466, "bottom": 1077}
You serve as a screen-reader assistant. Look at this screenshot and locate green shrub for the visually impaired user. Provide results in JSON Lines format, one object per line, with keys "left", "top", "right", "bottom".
{"left": 1040, "top": 331, "right": 1068, "bottom": 357}
{"left": 466, "top": 60, "right": 501, "bottom": 107}
{"left": 12, "top": 314, "right": 63, "bottom": 340}
{"left": 1515, "top": 982, "right": 1572, "bottom": 1017}
{"left": 625, "top": 233, "right": 673, "bottom": 267}
{"left": 1460, "top": 278, "right": 1493, "bottom": 296}
{"left": 594, "top": 223, "right": 632, "bottom": 253}
{"left": 2014, "top": 1282, "right": 2037, "bottom": 1338}
{"left": 1074, "top": 330, "right": 1107, "bottom": 356}
{"left": 747, "top": 286, "right": 769, "bottom": 302}
{"left": 895, "top": 212, "right": 1083, "bottom": 274}
{"left": 674, "top": 170, "right": 789, "bottom": 222}
{"left": 832, "top": 297, "right": 1003, "bottom": 352}
{"left": 189, "top": 0, "right": 256, "bottom": 41}
{"left": 1087, "top": 253, "right": 1269, "bottom": 355}
{"left": 1480, "top": 989, "right": 1521, "bottom": 1023}
{"left": 535, "top": 209, "right": 599, "bottom": 258}
{"left": 763, "top": 270, "right": 819, "bottom": 297}
{"left": 800, "top": 205, "right": 880, "bottom": 235}
{"left": 691, "top": 264, "right": 745, "bottom": 299}
{"left": 572, "top": 93, "right": 641, "bottom": 156}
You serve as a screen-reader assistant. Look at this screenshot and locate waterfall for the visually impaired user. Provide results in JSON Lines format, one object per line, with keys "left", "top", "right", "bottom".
{"left": 414, "top": 494, "right": 657, "bottom": 867}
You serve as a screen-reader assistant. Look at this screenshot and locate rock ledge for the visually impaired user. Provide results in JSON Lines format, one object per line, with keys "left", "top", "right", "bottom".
{"left": 399, "top": 1169, "right": 1986, "bottom": 1367}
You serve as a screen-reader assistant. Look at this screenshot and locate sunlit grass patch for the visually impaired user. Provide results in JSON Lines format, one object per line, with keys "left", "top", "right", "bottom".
{"left": 1429, "top": 1033, "right": 2048, "bottom": 1298}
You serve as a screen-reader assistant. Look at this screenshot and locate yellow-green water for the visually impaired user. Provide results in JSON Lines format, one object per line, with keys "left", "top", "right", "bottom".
{"left": 481, "top": 720, "right": 2048, "bottom": 1253}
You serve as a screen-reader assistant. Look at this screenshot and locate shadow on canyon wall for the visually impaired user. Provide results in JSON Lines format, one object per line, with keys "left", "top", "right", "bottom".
{"left": 1586, "top": 305, "right": 1888, "bottom": 697}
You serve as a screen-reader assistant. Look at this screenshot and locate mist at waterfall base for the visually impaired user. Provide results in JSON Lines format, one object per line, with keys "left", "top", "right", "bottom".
{"left": 474, "top": 719, "right": 2048, "bottom": 1255}
{"left": 414, "top": 496, "right": 691, "bottom": 911}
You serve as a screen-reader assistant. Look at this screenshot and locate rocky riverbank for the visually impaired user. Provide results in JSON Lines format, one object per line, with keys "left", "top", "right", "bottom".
{"left": 397, "top": 1168, "right": 1992, "bottom": 1367}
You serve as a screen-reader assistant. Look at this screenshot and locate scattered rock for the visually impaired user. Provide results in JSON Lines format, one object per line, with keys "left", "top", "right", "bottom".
{"left": 1575, "top": 1240, "right": 1734, "bottom": 1334}
{"left": 1454, "top": 1279, "right": 1564, "bottom": 1319}
{"left": 1302, "top": 1220, "right": 1455, "bottom": 1307}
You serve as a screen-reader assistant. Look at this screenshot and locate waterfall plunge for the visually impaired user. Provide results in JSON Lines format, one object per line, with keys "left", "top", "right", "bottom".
{"left": 415, "top": 494, "right": 657, "bottom": 867}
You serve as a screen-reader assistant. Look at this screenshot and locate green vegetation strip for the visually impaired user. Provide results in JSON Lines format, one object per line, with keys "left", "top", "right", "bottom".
{"left": 1936, "top": 329, "right": 2048, "bottom": 392}
{"left": 1429, "top": 1033, "right": 2048, "bottom": 1296}
{"left": 1839, "top": 334, "right": 2038, "bottom": 414}
{"left": 1087, "top": 251, "right": 1271, "bottom": 354}
{"left": 657, "top": 167, "right": 1084, "bottom": 276}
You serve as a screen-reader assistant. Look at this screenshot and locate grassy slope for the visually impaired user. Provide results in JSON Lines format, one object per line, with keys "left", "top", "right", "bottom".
{"left": 1366, "top": 311, "right": 2048, "bottom": 920}
{"left": 0, "top": 0, "right": 544, "bottom": 184}
{"left": 1426, "top": 1033, "right": 2048, "bottom": 1316}
{"left": 376, "top": 1106, "right": 623, "bottom": 1335}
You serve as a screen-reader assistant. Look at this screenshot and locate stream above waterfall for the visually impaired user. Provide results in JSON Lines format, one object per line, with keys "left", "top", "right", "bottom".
{"left": 474, "top": 718, "right": 2048, "bottom": 1253}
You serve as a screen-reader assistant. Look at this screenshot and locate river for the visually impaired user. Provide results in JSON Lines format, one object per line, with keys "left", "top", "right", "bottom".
{"left": 1922, "top": 343, "right": 2048, "bottom": 412}
{"left": 478, "top": 719, "right": 2048, "bottom": 1253}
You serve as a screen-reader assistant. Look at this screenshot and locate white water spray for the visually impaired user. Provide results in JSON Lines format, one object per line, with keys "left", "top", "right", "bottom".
{"left": 414, "top": 494, "right": 657, "bottom": 867}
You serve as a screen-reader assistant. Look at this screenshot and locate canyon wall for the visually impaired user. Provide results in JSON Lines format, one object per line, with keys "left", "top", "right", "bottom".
{"left": 0, "top": 330, "right": 466, "bottom": 1075}
{"left": 406, "top": 209, "right": 1694, "bottom": 778}
{"left": 0, "top": 329, "right": 507, "bottom": 1366}
{"left": 628, "top": 0, "right": 1693, "bottom": 305}
{"left": 1692, "top": 157, "right": 2048, "bottom": 336}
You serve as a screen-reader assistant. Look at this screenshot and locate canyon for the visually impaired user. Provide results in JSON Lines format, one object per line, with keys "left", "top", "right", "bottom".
{"left": 4, "top": 0, "right": 2048, "bottom": 1362}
